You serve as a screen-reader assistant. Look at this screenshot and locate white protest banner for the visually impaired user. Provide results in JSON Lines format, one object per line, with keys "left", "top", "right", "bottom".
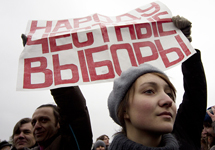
{"left": 17, "top": 1, "right": 196, "bottom": 90}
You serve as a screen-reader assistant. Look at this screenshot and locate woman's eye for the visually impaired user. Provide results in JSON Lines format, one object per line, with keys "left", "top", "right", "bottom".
{"left": 167, "top": 93, "right": 172, "bottom": 97}
{"left": 144, "top": 89, "right": 154, "bottom": 94}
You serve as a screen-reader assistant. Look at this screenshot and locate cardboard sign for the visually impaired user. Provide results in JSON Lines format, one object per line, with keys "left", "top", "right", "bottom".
{"left": 17, "top": 1, "right": 195, "bottom": 90}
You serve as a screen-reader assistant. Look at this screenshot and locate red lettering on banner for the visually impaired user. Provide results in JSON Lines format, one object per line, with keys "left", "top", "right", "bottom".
{"left": 147, "top": 18, "right": 154, "bottom": 22}
{"left": 115, "top": 25, "right": 136, "bottom": 41}
{"left": 72, "top": 26, "right": 91, "bottom": 32}
{"left": 52, "top": 54, "right": 79, "bottom": 85}
{"left": 23, "top": 57, "right": 53, "bottom": 89}
{"left": 133, "top": 41, "right": 158, "bottom": 64}
{"left": 27, "top": 35, "right": 49, "bottom": 54}
{"left": 152, "top": 12, "right": 176, "bottom": 36}
{"left": 29, "top": 21, "right": 52, "bottom": 36}
{"left": 51, "top": 20, "right": 72, "bottom": 36}
{"left": 92, "top": 23, "right": 110, "bottom": 42}
{"left": 49, "top": 34, "right": 73, "bottom": 52}
{"left": 73, "top": 16, "right": 92, "bottom": 28}
{"left": 152, "top": 11, "right": 170, "bottom": 21}
{"left": 116, "top": 13, "right": 140, "bottom": 22}
{"left": 78, "top": 50, "right": 90, "bottom": 82}
{"left": 93, "top": 14, "right": 113, "bottom": 23}
{"left": 85, "top": 45, "right": 115, "bottom": 81}
{"left": 175, "top": 35, "right": 191, "bottom": 56}
{"left": 110, "top": 43, "right": 137, "bottom": 75}
{"left": 155, "top": 40, "right": 184, "bottom": 68}
{"left": 135, "top": 23, "right": 152, "bottom": 39}
{"left": 135, "top": 2, "right": 160, "bottom": 17}
{"left": 151, "top": 22, "right": 159, "bottom": 37}
{"left": 157, "top": 20, "right": 176, "bottom": 36}
{"left": 72, "top": 32, "right": 94, "bottom": 48}
{"left": 27, "top": 20, "right": 52, "bottom": 54}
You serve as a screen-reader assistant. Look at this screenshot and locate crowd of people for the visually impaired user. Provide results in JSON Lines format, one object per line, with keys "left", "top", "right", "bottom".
{"left": 0, "top": 15, "right": 214, "bottom": 150}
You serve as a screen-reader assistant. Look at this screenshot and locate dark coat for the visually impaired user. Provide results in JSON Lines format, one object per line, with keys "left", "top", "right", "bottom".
{"left": 50, "top": 86, "right": 93, "bottom": 150}
{"left": 172, "top": 49, "right": 207, "bottom": 150}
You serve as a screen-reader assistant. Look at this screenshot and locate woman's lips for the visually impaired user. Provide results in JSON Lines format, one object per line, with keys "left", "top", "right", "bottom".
{"left": 158, "top": 111, "right": 172, "bottom": 118}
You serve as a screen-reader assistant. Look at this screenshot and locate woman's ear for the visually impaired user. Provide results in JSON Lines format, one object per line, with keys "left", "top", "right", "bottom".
{"left": 124, "top": 110, "right": 130, "bottom": 119}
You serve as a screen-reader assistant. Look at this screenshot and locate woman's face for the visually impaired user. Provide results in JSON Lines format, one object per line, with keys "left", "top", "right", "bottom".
{"left": 124, "top": 73, "right": 177, "bottom": 134}
{"left": 103, "top": 136, "right": 109, "bottom": 145}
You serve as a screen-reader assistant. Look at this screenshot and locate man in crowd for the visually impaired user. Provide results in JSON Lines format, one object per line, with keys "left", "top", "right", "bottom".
{"left": 30, "top": 86, "right": 93, "bottom": 150}
{"left": 11, "top": 118, "right": 36, "bottom": 150}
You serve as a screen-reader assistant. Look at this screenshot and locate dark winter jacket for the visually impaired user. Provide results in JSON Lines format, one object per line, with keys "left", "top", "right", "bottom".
{"left": 172, "top": 49, "right": 207, "bottom": 150}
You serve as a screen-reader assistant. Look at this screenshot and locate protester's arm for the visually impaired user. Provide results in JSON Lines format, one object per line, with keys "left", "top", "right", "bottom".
{"left": 51, "top": 86, "right": 93, "bottom": 150}
{"left": 171, "top": 16, "right": 207, "bottom": 147}
{"left": 173, "top": 49, "right": 207, "bottom": 146}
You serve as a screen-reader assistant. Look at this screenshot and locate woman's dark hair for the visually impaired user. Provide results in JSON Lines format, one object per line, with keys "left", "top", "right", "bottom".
{"left": 96, "top": 134, "right": 109, "bottom": 141}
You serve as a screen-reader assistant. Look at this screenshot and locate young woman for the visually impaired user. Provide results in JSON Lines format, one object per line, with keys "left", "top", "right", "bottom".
{"left": 108, "top": 48, "right": 206, "bottom": 150}
{"left": 107, "top": 17, "right": 207, "bottom": 150}
{"left": 108, "top": 63, "right": 179, "bottom": 150}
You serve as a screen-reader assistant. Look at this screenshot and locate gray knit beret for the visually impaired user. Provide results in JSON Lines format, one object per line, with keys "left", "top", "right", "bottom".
{"left": 108, "top": 63, "right": 168, "bottom": 125}
{"left": 93, "top": 140, "right": 106, "bottom": 150}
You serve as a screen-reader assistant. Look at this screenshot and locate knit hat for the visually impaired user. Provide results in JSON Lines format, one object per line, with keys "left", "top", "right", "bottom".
{"left": 93, "top": 140, "right": 106, "bottom": 150}
{"left": 108, "top": 63, "right": 168, "bottom": 125}
{"left": 0, "top": 140, "right": 12, "bottom": 149}
{"left": 204, "top": 106, "right": 214, "bottom": 123}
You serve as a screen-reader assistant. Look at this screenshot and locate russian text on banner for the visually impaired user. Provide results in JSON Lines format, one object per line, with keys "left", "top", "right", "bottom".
{"left": 17, "top": 1, "right": 195, "bottom": 90}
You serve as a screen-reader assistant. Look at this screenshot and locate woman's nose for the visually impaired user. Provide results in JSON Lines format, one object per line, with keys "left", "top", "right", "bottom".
{"left": 159, "top": 92, "right": 173, "bottom": 108}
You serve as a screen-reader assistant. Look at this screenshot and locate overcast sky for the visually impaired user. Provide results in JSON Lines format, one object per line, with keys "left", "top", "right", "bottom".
{"left": 0, "top": 0, "right": 214, "bottom": 143}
